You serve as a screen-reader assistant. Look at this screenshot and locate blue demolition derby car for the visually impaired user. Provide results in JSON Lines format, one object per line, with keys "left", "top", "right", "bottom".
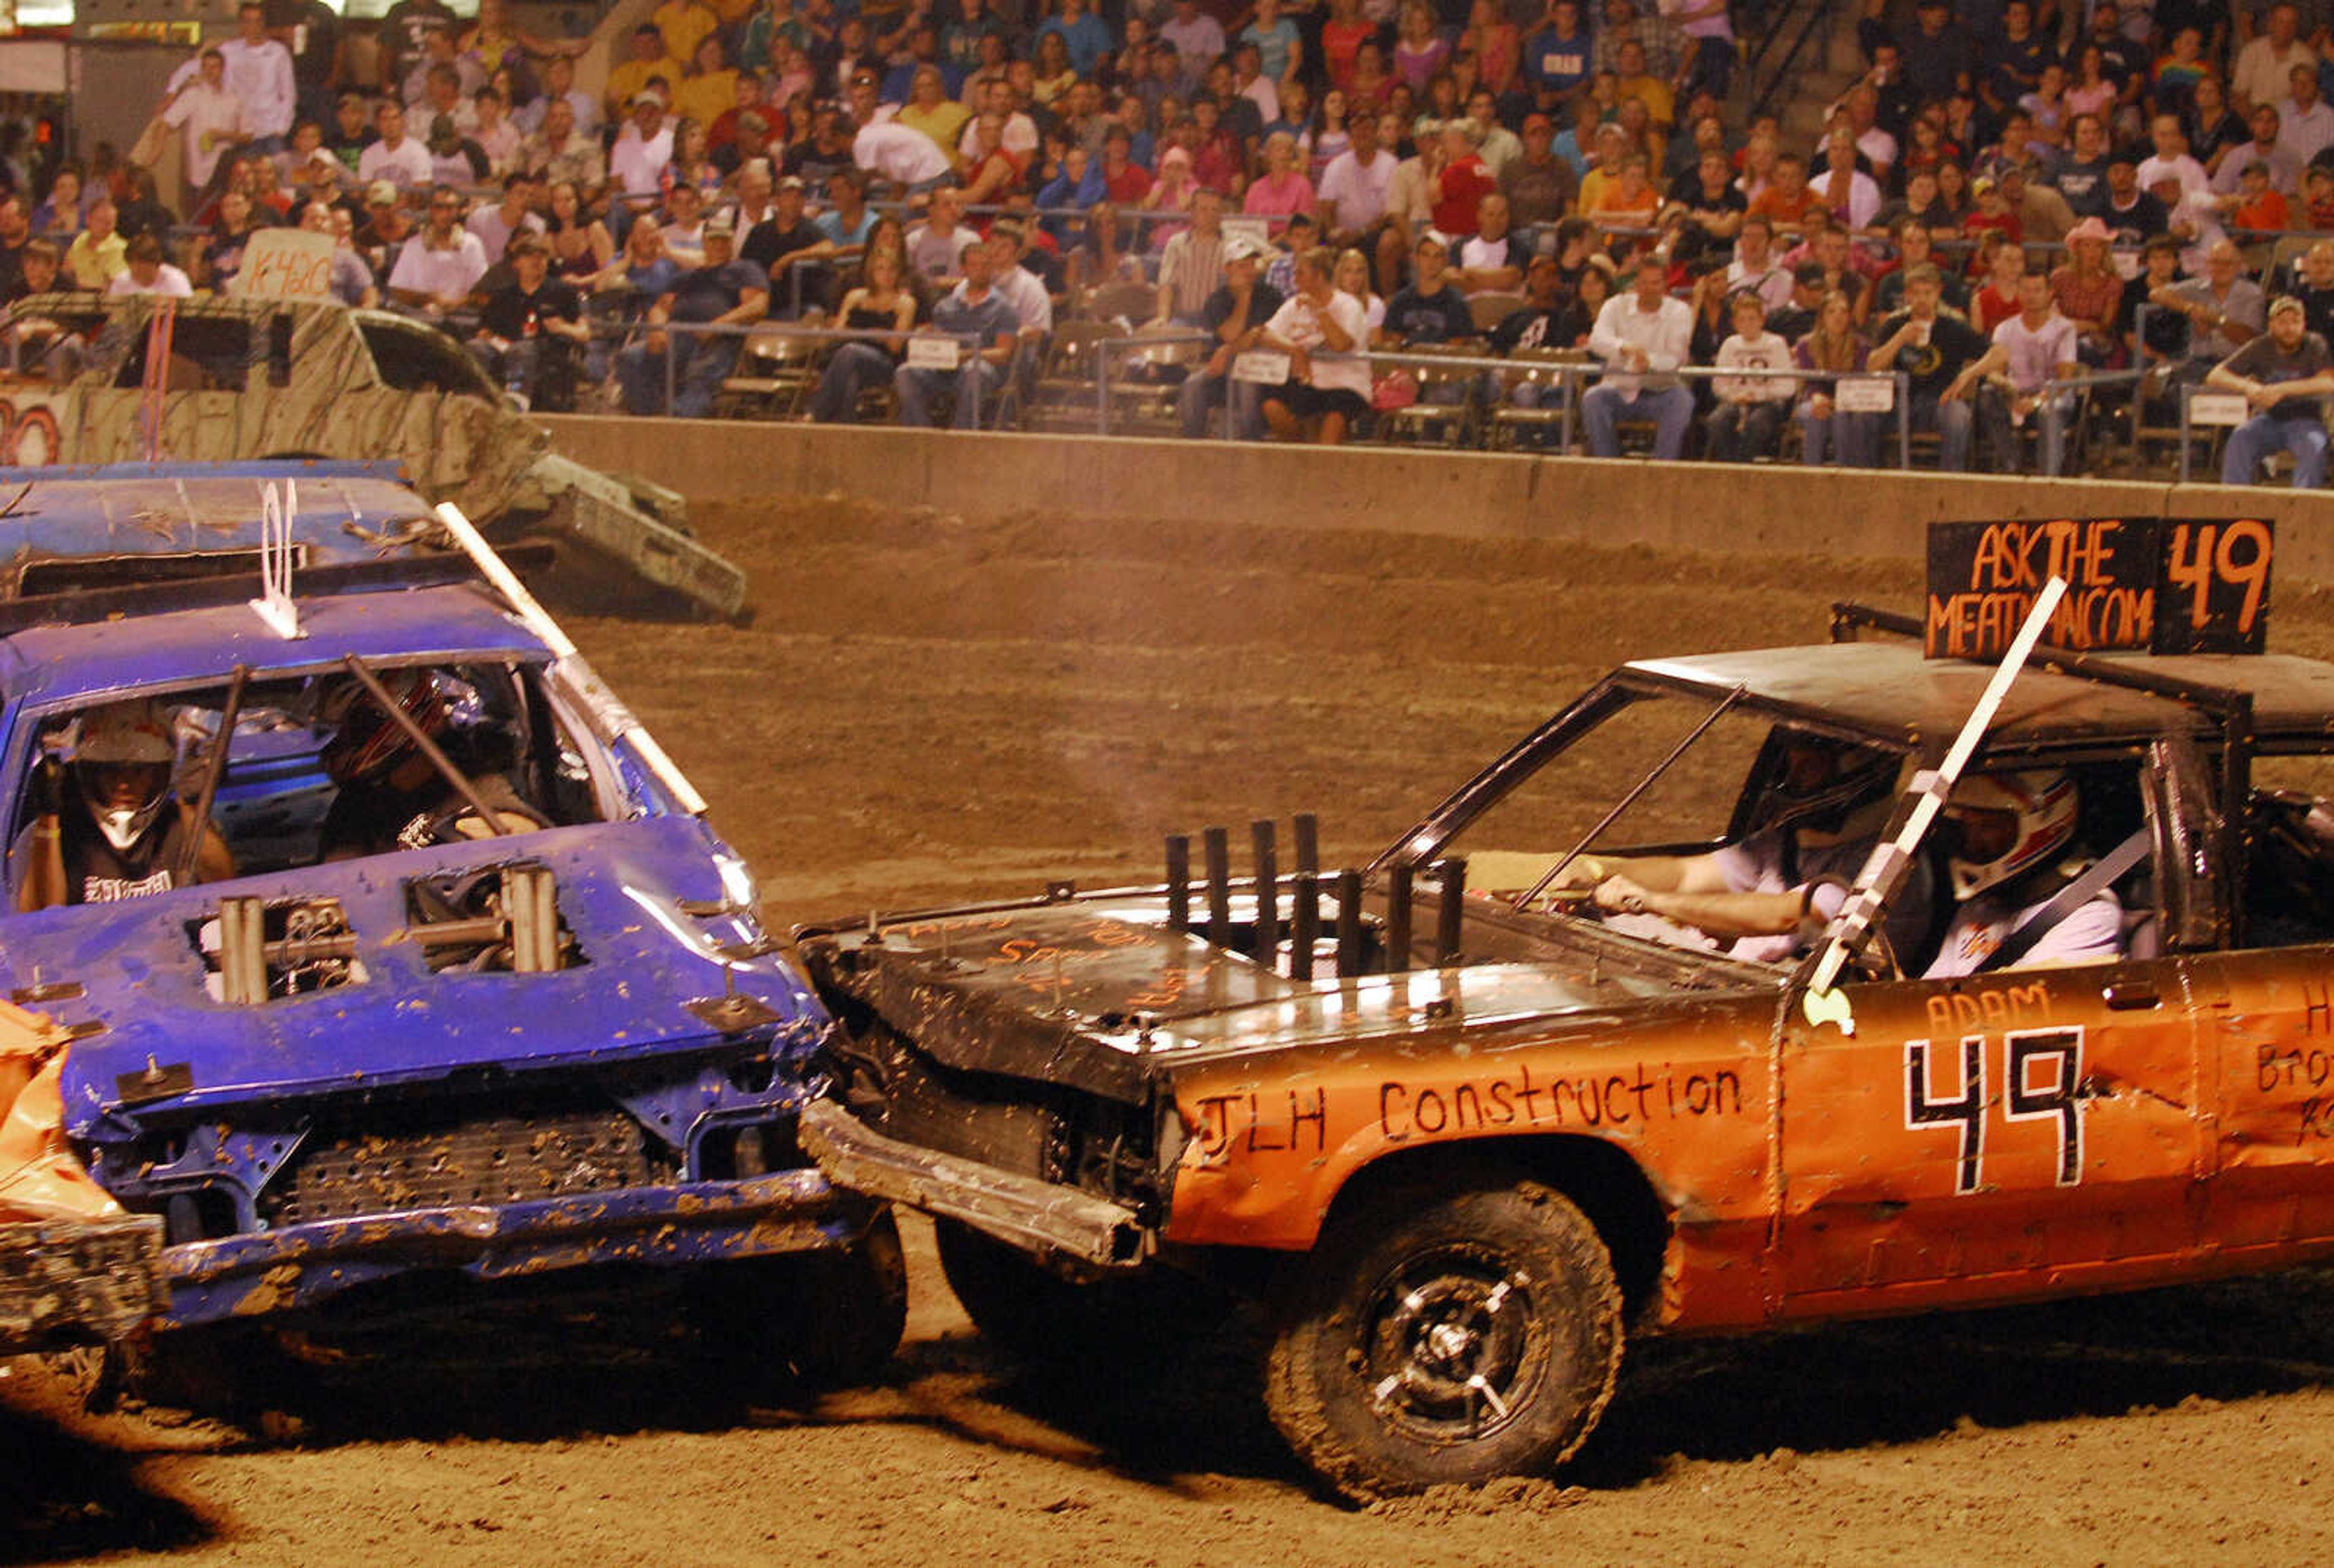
{"left": 0, "top": 461, "right": 900, "bottom": 1387}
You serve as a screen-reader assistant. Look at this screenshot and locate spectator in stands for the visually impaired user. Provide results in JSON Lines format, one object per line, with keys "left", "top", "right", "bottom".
{"left": 810, "top": 244, "right": 919, "bottom": 422}
{"left": 1257, "top": 247, "right": 1371, "bottom": 443}
{"left": 986, "top": 221, "right": 1053, "bottom": 343}
{"left": 1583, "top": 260, "right": 1694, "bottom": 459}
{"left": 1179, "top": 230, "right": 1282, "bottom": 438}
{"left": 607, "top": 24, "right": 684, "bottom": 128}
{"left": 1428, "top": 119, "right": 1499, "bottom": 239}
{"left": 326, "top": 91, "right": 377, "bottom": 175}
{"left": 2153, "top": 236, "right": 2265, "bottom": 383}
{"left": 358, "top": 100, "right": 433, "bottom": 194}
{"left": 1454, "top": 193, "right": 1523, "bottom": 292}
{"left": 1972, "top": 238, "right": 2029, "bottom": 334}
{"left": 661, "top": 182, "right": 710, "bottom": 267}
{"left": 611, "top": 91, "right": 678, "bottom": 227}
{"left": 1155, "top": 185, "right": 1228, "bottom": 323}
{"left": 1382, "top": 230, "right": 1477, "bottom": 390}
{"left": 2212, "top": 103, "right": 2302, "bottom": 194}
{"left": 543, "top": 177, "right": 614, "bottom": 284}
{"left": 2184, "top": 76, "right": 2249, "bottom": 171}
{"left": 619, "top": 215, "right": 766, "bottom": 417}
{"left": 1317, "top": 109, "right": 1397, "bottom": 260}
{"left": 387, "top": 184, "right": 488, "bottom": 316}
{"left": 895, "top": 235, "right": 1019, "bottom": 428}
{"left": 2209, "top": 294, "right": 2334, "bottom": 485}
{"left": 379, "top": 0, "right": 458, "bottom": 100}
{"left": 2292, "top": 238, "right": 2334, "bottom": 341}
{"left": 1746, "top": 153, "right": 1820, "bottom": 237}
{"left": 470, "top": 234, "right": 587, "bottom": 411}
{"left": 1868, "top": 264, "right": 1986, "bottom": 470}
{"left": 2278, "top": 62, "right": 2334, "bottom": 164}
{"left": 353, "top": 181, "right": 416, "bottom": 282}
{"left": 745, "top": 174, "right": 825, "bottom": 315}
{"left": 2232, "top": 3, "right": 2313, "bottom": 116}
{"left": 108, "top": 233, "right": 193, "bottom": 299}
{"left": 2101, "top": 152, "right": 2170, "bottom": 248}
{"left": 520, "top": 54, "right": 599, "bottom": 136}
{"left": 519, "top": 99, "right": 602, "bottom": 197}
{"left": 4, "top": 239, "right": 72, "bottom": 373}
{"left": 1792, "top": 289, "right": 1875, "bottom": 467}
{"left": 162, "top": 47, "right": 252, "bottom": 202}
{"left": 29, "top": 168, "right": 81, "bottom": 241}
{"left": 196, "top": 188, "right": 269, "bottom": 293}
{"left": 1970, "top": 272, "right": 2082, "bottom": 475}
{"left": 218, "top": 3, "right": 295, "bottom": 155}
{"left": 300, "top": 200, "right": 379, "bottom": 309}
{"left": 2222, "top": 157, "right": 2296, "bottom": 235}
{"left": 1334, "top": 246, "right": 1388, "bottom": 337}
{"left": 906, "top": 186, "right": 971, "bottom": 281}
{"left": 1245, "top": 131, "right": 1317, "bottom": 235}
{"left": 2056, "top": 114, "right": 2116, "bottom": 218}
{"left": 471, "top": 86, "right": 523, "bottom": 180}
{"left": 61, "top": 199, "right": 125, "bottom": 292}
{"left": 2050, "top": 218, "right": 2128, "bottom": 368}
{"left": 1500, "top": 112, "right": 1575, "bottom": 237}
{"left": 1726, "top": 213, "right": 1792, "bottom": 312}
{"left": 424, "top": 111, "right": 489, "bottom": 186}
{"left": 1703, "top": 289, "right": 1794, "bottom": 462}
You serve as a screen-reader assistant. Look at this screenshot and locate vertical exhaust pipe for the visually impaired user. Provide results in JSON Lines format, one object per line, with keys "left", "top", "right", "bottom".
{"left": 1204, "top": 825, "right": 1231, "bottom": 950}
{"left": 1335, "top": 869, "right": 1363, "bottom": 978}
{"left": 1293, "top": 813, "right": 1319, "bottom": 877}
{"left": 1434, "top": 856, "right": 1466, "bottom": 968}
{"left": 1165, "top": 833, "right": 1190, "bottom": 934}
{"left": 1385, "top": 863, "right": 1413, "bottom": 974}
{"left": 1251, "top": 819, "right": 1279, "bottom": 967}
{"left": 1290, "top": 870, "right": 1319, "bottom": 981}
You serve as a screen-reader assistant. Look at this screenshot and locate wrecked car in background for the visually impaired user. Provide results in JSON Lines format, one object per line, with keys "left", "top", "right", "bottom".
{"left": 1, "top": 1005, "right": 163, "bottom": 1357}
{"left": 0, "top": 294, "right": 743, "bottom": 617}
{"left": 798, "top": 515, "right": 2334, "bottom": 1499}
{"left": 2, "top": 461, "right": 896, "bottom": 1396}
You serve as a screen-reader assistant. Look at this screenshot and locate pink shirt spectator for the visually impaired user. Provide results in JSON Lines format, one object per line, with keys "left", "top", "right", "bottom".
{"left": 1242, "top": 170, "right": 1317, "bottom": 233}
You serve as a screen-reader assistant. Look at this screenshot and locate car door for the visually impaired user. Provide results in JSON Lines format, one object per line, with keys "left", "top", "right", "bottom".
{"left": 1772, "top": 757, "right": 2210, "bottom": 1315}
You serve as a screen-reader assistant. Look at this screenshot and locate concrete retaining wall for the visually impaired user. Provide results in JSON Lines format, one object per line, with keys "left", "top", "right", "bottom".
{"left": 539, "top": 416, "right": 2334, "bottom": 582}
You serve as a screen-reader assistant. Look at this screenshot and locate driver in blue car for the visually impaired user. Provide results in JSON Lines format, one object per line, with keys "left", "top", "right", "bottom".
{"left": 13, "top": 699, "right": 234, "bottom": 910}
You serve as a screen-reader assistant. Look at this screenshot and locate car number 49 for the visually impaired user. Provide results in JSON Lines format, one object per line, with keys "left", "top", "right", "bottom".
{"left": 1905, "top": 1027, "right": 2085, "bottom": 1194}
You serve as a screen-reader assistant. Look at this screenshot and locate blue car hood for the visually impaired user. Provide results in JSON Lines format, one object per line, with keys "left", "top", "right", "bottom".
{"left": 34, "top": 815, "right": 822, "bottom": 1136}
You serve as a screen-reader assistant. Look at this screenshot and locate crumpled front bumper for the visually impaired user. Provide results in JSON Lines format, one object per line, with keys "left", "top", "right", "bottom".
{"left": 158, "top": 1167, "right": 874, "bottom": 1328}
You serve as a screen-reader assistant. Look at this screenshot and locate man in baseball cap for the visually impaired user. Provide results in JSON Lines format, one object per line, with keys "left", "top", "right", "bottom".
{"left": 2206, "top": 291, "right": 2334, "bottom": 487}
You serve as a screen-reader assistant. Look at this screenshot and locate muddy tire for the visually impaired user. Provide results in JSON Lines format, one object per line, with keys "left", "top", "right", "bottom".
{"left": 934, "top": 1217, "right": 1213, "bottom": 1363}
{"left": 1263, "top": 1180, "right": 1624, "bottom": 1501}
{"left": 692, "top": 1209, "right": 907, "bottom": 1391}
{"left": 791, "top": 1207, "right": 909, "bottom": 1387}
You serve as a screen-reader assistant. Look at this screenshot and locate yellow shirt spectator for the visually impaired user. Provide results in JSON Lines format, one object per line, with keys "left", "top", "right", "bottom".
{"left": 672, "top": 67, "right": 740, "bottom": 128}
{"left": 653, "top": 0, "right": 720, "bottom": 65}
{"left": 605, "top": 52, "right": 684, "bottom": 122}
{"left": 64, "top": 230, "right": 126, "bottom": 291}
{"left": 897, "top": 98, "right": 972, "bottom": 153}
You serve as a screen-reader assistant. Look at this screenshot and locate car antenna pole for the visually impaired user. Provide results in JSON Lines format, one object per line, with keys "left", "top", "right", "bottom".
{"left": 430, "top": 501, "right": 708, "bottom": 817}
{"left": 1800, "top": 576, "right": 2070, "bottom": 1016}
{"left": 176, "top": 663, "right": 250, "bottom": 887}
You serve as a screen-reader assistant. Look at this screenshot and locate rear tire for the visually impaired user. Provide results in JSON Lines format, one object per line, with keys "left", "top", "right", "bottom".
{"left": 1263, "top": 1179, "right": 1624, "bottom": 1501}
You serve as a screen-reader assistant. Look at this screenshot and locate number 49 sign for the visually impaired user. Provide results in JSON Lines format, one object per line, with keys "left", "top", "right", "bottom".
{"left": 1905, "top": 1027, "right": 2086, "bottom": 1194}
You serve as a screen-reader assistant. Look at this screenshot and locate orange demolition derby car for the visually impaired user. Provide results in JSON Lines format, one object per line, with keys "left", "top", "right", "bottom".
{"left": 797, "top": 518, "right": 2334, "bottom": 1499}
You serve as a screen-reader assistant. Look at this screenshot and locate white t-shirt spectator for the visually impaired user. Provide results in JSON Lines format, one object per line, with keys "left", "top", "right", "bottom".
{"left": 1727, "top": 256, "right": 1794, "bottom": 312}
{"left": 163, "top": 80, "right": 249, "bottom": 192}
{"left": 2278, "top": 95, "right": 2334, "bottom": 165}
{"left": 109, "top": 265, "right": 194, "bottom": 298}
{"left": 958, "top": 111, "right": 1039, "bottom": 160}
{"left": 466, "top": 205, "right": 546, "bottom": 265}
{"left": 1712, "top": 328, "right": 1795, "bottom": 402}
{"left": 1588, "top": 291, "right": 1695, "bottom": 395}
{"left": 387, "top": 227, "right": 489, "bottom": 299}
{"left": 357, "top": 134, "right": 434, "bottom": 191}
{"left": 609, "top": 123, "right": 676, "bottom": 200}
{"left": 2135, "top": 151, "right": 2209, "bottom": 203}
{"left": 856, "top": 120, "right": 952, "bottom": 186}
{"left": 2232, "top": 36, "right": 2316, "bottom": 114}
{"left": 994, "top": 262, "right": 1054, "bottom": 334}
{"left": 218, "top": 35, "right": 297, "bottom": 139}
{"left": 1264, "top": 288, "right": 1371, "bottom": 396}
{"left": 1992, "top": 308, "right": 2079, "bottom": 393}
{"left": 1317, "top": 148, "right": 1399, "bottom": 234}
{"left": 907, "top": 221, "right": 970, "bottom": 280}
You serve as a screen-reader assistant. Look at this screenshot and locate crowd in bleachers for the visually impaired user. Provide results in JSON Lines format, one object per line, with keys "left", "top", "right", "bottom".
{"left": 13, "top": 0, "right": 2334, "bottom": 481}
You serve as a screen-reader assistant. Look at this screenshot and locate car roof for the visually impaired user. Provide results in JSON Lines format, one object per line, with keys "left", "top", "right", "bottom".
{"left": 0, "top": 583, "right": 544, "bottom": 710}
{"left": 1627, "top": 641, "right": 2334, "bottom": 749}
{"left": 0, "top": 463, "right": 428, "bottom": 571}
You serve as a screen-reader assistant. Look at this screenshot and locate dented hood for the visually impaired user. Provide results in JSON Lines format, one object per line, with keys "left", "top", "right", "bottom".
{"left": 800, "top": 893, "right": 1772, "bottom": 1104}
{"left": 36, "top": 816, "right": 822, "bottom": 1136}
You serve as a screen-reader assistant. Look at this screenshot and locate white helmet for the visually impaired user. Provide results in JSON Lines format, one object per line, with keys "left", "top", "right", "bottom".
{"left": 72, "top": 700, "right": 176, "bottom": 853}
{"left": 1944, "top": 769, "right": 2079, "bottom": 901}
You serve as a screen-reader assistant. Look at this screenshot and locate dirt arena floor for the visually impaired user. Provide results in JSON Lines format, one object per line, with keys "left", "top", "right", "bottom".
{"left": 9, "top": 497, "right": 2334, "bottom": 1566}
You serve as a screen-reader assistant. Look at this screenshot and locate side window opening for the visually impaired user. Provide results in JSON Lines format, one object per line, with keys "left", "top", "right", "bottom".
{"left": 110, "top": 317, "right": 256, "bottom": 393}
{"left": 356, "top": 318, "right": 498, "bottom": 396}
